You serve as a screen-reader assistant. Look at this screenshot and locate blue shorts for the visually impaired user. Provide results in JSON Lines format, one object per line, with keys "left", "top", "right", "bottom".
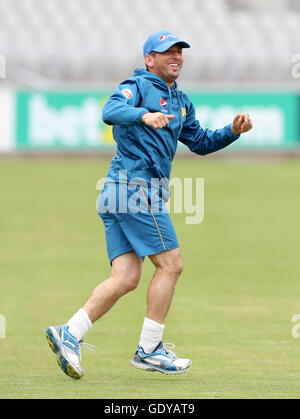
{"left": 97, "top": 182, "right": 179, "bottom": 264}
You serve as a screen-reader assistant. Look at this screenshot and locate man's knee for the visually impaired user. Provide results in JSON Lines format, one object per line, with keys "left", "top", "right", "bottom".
{"left": 123, "top": 272, "right": 141, "bottom": 292}
{"left": 151, "top": 248, "right": 184, "bottom": 279}
{"left": 168, "top": 257, "right": 183, "bottom": 279}
{"left": 109, "top": 270, "right": 141, "bottom": 295}
{"left": 111, "top": 252, "right": 143, "bottom": 294}
{"left": 174, "top": 257, "right": 184, "bottom": 277}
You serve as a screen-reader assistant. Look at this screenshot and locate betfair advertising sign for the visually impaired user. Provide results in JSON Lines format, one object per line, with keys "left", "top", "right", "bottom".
{"left": 15, "top": 90, "right": 299, "bottom": 151}
{"left": 16, "top": 91, "right": 115, "bottom": 150}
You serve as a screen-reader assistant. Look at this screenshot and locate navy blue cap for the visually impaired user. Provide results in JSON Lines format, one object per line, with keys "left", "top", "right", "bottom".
{"left": 143, "top": 30, "right": 190, "bottom": 56}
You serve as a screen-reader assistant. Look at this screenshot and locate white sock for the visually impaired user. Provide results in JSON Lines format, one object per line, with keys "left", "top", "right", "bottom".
{"left": 139, "top": 317, "right": 165, "bottom": 353}
{"left": 67, "top": 308, "right": 92, "bottom": 341}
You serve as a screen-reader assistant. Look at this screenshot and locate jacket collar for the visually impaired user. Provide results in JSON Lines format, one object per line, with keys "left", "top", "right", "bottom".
{"left": 133, "top": 68, "right": 178, "bottom": 92}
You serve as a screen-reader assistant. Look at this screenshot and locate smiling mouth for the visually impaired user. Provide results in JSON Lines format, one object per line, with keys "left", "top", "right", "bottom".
{"left": 168, "top": 63, "right": 180, "bottom": 69}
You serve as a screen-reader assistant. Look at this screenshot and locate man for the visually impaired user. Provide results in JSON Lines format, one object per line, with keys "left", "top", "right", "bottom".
{"left": 46, "top": 30, "right": 253, "bottom": 379}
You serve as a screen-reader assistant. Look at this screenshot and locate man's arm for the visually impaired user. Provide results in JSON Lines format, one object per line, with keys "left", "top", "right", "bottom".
{"left": 102, "top": 80, "right": 149, "bottom": 126}
{"left": 179, "top": 101, "right": 253, "bottom": 155}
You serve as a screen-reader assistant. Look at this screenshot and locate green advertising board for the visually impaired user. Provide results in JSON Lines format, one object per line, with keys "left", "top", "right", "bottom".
{"left": 16, "top": 91, "right": 116, "bottom": 150}
{"left": 16, "top": 90, "right": 299, "bottom": 151}
{"left": 186, "top": 91, "right": 299, "bottom": 150}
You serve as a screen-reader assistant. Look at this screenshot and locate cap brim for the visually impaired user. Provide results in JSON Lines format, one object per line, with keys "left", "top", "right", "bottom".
{"left": 153, "top": 40, "right": 190, "bottom": 53}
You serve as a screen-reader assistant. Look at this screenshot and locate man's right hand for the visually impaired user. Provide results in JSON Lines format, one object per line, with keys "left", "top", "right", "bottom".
{"left": 141, "top": 112, "right": 175, "bottom": 130}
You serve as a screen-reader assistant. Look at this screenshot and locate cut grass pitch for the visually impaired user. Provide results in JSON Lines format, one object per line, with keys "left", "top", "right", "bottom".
{"left": 0, "top": 155, "right": 300, "bottom": 399}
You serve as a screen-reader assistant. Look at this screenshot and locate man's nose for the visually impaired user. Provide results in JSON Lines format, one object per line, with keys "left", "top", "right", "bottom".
{"left": 171, "top": 52, "right": 180, "bottom": 59}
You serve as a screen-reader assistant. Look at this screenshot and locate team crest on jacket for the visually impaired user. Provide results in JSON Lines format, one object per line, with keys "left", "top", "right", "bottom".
{"left": 121, "top": 88, "right": 133, "bottom": 99}
{"left": 160, "top": 97, "right": 168, "bottom": 112}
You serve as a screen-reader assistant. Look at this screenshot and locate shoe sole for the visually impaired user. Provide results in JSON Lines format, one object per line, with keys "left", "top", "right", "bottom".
{"left": 45, "top": 327, "right": 83, "bottom": 380}
{"left": 130, "top": 359, "right": 190, "bottom": 375}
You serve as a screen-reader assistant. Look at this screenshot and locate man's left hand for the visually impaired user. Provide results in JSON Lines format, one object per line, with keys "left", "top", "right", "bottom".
{"left": 231, "top": 113, "right": 253, "bottom": 135}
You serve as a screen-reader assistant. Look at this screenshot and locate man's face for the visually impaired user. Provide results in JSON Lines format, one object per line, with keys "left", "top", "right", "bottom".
{"left": 145, "top": 44, "right": 184, "bottom": 87}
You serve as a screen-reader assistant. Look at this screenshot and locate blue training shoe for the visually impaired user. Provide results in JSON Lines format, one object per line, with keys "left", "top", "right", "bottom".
{"left": 45, "top": 325, "right": 96, "bottom": 380}
{"left": 131, "top": 342, "right": 191, "bottom": 375}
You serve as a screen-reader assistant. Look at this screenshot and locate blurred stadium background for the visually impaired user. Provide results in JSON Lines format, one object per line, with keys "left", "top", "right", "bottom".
{"left": 0, "top": 0, "right": 299, "bottom": 153}
{"left": 1, "top": 0, "right": 300, "bottom": 400}
{"left": 1, "top": 0, "right": 300, "bottom": 86}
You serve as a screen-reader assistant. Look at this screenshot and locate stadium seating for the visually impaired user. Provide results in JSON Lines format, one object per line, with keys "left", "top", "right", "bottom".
{"left": 0, "top": 0, "right": 299, "bottom": 85}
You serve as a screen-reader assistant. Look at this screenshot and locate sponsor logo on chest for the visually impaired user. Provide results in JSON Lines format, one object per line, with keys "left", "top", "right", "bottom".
{"left": 160, "top": 97, "right": 168, "bottom": 113}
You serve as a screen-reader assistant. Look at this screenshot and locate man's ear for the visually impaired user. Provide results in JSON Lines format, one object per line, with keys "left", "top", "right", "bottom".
{"left": 145, "top": 53, "right": 154, "bottom": 70}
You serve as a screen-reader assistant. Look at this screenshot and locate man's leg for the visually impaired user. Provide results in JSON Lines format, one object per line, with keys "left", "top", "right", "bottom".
{"left": 137, "top": 248, "right": 183, "bottom": 353}
{"left": 82, "top": 251, "right": 144, "bottom": 323}
{"left": 46, "top": 251, "right": 143, "bottom": 379}
{"left": 132, "top": 248, "right": 191, "bottom": 374}
{"left": 147, "top": 248, "right": 183, "bottom": 324}
{"left": 65, "top": 251, "right": 143, "bottom": 340}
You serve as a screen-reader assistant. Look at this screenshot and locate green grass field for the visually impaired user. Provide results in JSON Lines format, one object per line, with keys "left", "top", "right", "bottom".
{"left": 1, "top": 155, "right": 300, "bottom": 399}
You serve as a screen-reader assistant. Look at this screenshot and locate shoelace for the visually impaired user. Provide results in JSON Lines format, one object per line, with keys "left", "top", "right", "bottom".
{"left": 79, "top": 340, "right": 97, "bottom": 352}
{"left": 162, "top": 342, "right": 177, "bottom": 360}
